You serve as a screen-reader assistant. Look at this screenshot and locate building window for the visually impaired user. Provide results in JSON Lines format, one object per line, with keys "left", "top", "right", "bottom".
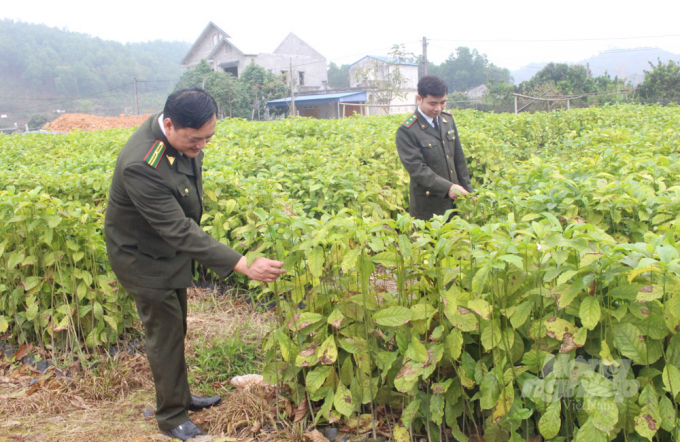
{"left": 298, "top": 71, "right": 305, "bottom": 86}
{"left": 213, "top": 34, "right": 219, "bottom": 46}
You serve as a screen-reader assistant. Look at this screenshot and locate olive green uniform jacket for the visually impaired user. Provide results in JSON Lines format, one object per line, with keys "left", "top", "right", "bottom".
{"left": 105, "top": 113, "right": 242, "bottom": 290}
{"left": 395, "top": 109, "right": 473, "bottom": 220}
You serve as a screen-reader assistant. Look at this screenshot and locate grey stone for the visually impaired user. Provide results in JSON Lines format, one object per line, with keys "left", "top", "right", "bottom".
{"left": 324, "top": 427, "right": 339, "bottom": 441}
{"left": 36, "top": 360, "right": 51, "bottom": 372}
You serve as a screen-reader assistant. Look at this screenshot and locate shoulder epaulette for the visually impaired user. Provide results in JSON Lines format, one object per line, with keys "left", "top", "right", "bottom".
{"left": 441, "top": 110, "right": 452, "bottom": 116}
{"left": 143, "top": 140, "right": 166, "bottom": 169}
{"left": 402, "top": 114, "right": 417, "bottom": 128}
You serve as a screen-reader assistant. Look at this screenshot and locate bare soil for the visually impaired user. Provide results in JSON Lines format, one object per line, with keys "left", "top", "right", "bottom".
{"left": 42, "top": 114, "right": 150, "bottom": 132}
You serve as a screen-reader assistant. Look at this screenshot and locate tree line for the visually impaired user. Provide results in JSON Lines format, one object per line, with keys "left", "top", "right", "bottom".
{"left": 0, "top": 19, "right": 188, "bottom": 121}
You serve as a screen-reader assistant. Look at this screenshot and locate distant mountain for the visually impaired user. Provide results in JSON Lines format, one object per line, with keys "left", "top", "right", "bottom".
{"left": 510, "top": 63, "right": 548, "bottom": 85}
{"left": 579, "top": 47, "right": 680, "bottom": 85}
{"left": 511, "top": 47, "right": 680, "bottom": 86}
{"left": 0, "top": 19, "right": 190, "bottom": 122}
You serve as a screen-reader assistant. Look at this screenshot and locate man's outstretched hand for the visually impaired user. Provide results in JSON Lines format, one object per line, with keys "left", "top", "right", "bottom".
{"left": 234, "top": 256, "right": 286, "bottom": 283}
{"left": 449, "top": 184, "right": 469, "bottom": 200}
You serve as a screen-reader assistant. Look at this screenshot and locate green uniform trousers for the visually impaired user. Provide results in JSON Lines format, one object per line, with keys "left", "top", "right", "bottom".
{"left": 129, "top": 286, "right": 191, "bottom": 430}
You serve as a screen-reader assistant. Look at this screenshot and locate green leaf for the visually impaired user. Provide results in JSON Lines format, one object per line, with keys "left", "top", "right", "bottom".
{"left": 446, "top": 328, "right": 464, "bottom": 360}
{"left": 276, "top": 329, "right": 296, "bottom": 363}
{"left": 557, "top": 269, "right": 579, "bottom": 285}
{"left": 498, "top": 254, "right": 523, "bottom": 269}
{"left": 579, "top": 297, "right": 601, "bottom": 330}
{"left": 307, "top": 246, "right": 325, "bottom": 278}
{"left": 662, "top": 363, "right": 680, "bottom": 398}
{"left": 410, "top": 303, "right": 436, "bottom": 322}
{"left": 7, "top": 251, "right": 24, "bottom": 269}
{"left": 479, "top": 372, "right": 500, "bottom": 410}
{"left": 659, "top": 395, "right": 676, "bottom": 432}
{"left": 93, "top": 302, "right": 103, "bottom": 320}
{"left": 376, "top": 351, "right": 398, "bottom": 381}
{"left": 538, "top": 400, "right": 561, "bottom": 439}
{"left": 26, "top": 303, "right": 39, "bottom": 321}
{"left": 584, "top": 397, "right": 618, "bottom": 433}
{"left": 0, "top": 316, "right": 8, "bottom": 333}
{"left": 405, "top": 336, "right": 428, "bottom": 363}
{"left": 510, "top": 301, "right": 533, "bottom": 329}
{"left": 102, "top": 315, "right": 119, "bottom": 332}
{"left": 306, "top": 366, "right": 332, "bottom": 393}
{"left": 472, "top": 265, "right": 490, "bottom": 295}
{"left": 667, "top": 333, "right": 680, "bottom": 367}
{"left": 401, "top": 398, "right": 421, "bottom": 428}
{"left": 481, "top": 320, "right": 502, "bottom": 352}
{"left": 574, "top": 418, "right": 607, "bottom": 442}
{"left": 398, "top": 234, "right": 412, "bottom": 261}
{"left": 372, "top": 306, "right": 412, "bottom": 327}
{"left": 333, "top": 382, "right": 354, "bottom": 418}
{"left": 371, "top": 251, "right": 399, "bottom": 267}
{"left": 612, "top": 323, "right": 648, "bottom": 364}
{"left": 430, "top": 393, "right": 445, "bottom": 425}
{"left": 23, "top": 276, "right": 41, "bottom": 292}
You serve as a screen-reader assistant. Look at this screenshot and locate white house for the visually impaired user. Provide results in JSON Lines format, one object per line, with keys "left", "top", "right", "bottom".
{"left": 349, "top": 56, "right": 419, "bottom": 115}
{"left": 466, "top": 84, "right": 489, "bottom": 102}
{"left": 181, "top": 22, "right": 328, "bottom": 91}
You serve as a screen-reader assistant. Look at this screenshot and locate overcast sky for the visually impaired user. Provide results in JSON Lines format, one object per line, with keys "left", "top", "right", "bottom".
{"left": 4, "top": 0, "right": 680, "bottom": 71}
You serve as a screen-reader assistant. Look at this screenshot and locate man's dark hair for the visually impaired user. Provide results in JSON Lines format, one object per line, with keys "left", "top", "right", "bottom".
{"left": 163, "top": 88, "right": 218, "bottom": 129}
{"left": 418, "top": 75, "right": 448, "bottom": 98}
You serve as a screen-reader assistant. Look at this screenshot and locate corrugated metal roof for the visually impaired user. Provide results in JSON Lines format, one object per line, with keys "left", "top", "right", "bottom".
{"left": 267, "top": 91, "right": 367, "bottom": 107}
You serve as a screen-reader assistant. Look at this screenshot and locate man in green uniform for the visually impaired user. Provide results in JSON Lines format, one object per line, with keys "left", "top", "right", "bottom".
{"left": 396, "top": 75, "right": 473, "bottom": 220}
{"left": 105, "top": 88, "right": 285, "bottom": 440}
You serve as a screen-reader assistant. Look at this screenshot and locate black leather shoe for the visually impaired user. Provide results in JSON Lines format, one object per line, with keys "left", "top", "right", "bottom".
{"left": 189, "top": 394, "right": 221, "bottom": 411}
{"left": 160, "top": 420, "right": 206, "bottom": 440}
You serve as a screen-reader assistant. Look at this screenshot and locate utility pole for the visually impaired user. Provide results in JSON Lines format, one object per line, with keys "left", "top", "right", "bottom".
{"left": 133, "top": 78, "right": 140, "bottom": 116}
{"left": 289, "top": 58, "right": 296, "bottom": 117}
{"left": 422, "top": 37, "right": 428, "bottom": 76}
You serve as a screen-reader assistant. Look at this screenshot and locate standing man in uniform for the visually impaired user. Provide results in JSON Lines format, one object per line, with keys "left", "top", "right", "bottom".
{"left": 396, "top": 75, "right": 473, "bottom": 220}
{"left": 105, "top": 88, "right": 286, "bottom": 440}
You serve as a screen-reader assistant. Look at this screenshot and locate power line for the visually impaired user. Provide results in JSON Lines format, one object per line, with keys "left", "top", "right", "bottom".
{"left": 429, "top": 34, "right": 680, "bottom": 44}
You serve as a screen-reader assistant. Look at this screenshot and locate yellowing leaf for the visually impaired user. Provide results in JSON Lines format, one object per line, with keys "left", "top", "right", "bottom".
{"left": 316, "top": 335, "right": 338, "bottom": 365}
{"left": 372, "top": 306, "right": 412, "bottom": 327}
{"left": 579, "top": 296, "right": 601, "bottom": 330}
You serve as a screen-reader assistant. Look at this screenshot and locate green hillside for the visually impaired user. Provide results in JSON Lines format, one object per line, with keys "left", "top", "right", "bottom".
{"left": 0, "top": 19, "right": 190, "bottom": 125}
